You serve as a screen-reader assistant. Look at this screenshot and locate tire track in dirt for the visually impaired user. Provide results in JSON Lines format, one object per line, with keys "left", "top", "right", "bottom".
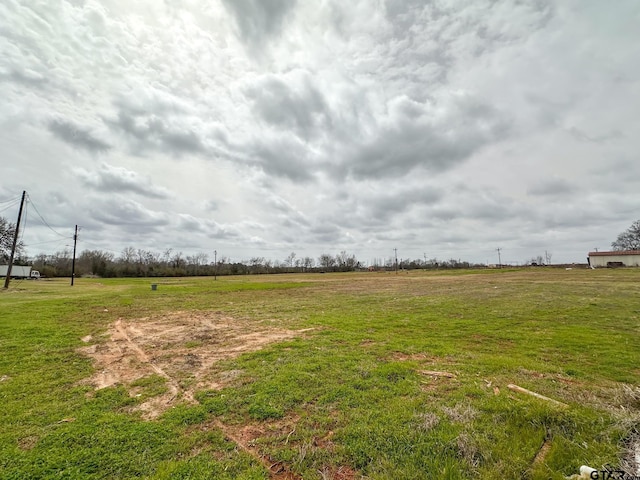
{"left": 113, "top": 319, "right": 195, "bottom": 404}
{"left": 208, "top": 417, "right": 302, "bottom": 480}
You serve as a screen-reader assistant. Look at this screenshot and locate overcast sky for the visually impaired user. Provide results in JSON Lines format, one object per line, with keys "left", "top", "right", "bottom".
{"left": 1, "top": 0, "right": 639, "bottom": 266}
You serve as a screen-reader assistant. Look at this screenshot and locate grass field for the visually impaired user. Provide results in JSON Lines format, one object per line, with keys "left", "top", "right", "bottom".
{"left": 1, "top": 268, "right": 639, "bottom": 479}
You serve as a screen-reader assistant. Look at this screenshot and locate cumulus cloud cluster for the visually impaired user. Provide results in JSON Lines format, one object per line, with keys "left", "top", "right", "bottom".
{"left": 0, "top": 0, "right": 639, "bottom": 263}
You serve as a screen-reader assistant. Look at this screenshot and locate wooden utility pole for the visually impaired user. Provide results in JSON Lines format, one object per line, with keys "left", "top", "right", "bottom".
{"left": 3, "top": 191, "right": 26, "bottom": 289}
{"left": 394, "top": 248, "right": 398, "bottom": 274}
{"left": 71, "top": 225, "right": 78, "bottom": 286}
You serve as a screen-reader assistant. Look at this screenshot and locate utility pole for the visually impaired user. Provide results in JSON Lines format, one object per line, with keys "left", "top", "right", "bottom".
{"left": 496, "top": 247, "right": 502, "bottom": 268}
{"left": 70, "top": 225, "right": 78, "bottom": 286}
{"left": 214, "top": 250, "right": 217, "bottom": 281}
{"left": 394, "top": 248, "right": 398, "bottom": 274}
{"left": 3, "top": 191, "right": 26, "bottom": 290}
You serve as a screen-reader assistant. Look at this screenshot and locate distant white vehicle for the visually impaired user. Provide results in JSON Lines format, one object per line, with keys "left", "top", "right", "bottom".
{"left": 0, "top": 265, "right": 34, "bottom": 279}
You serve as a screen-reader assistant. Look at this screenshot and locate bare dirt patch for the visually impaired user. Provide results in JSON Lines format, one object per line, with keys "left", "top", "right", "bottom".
{"left": 17, "top": 435, "right": 39, "bottom": 451}
{"left": 390, "top": 352, "right": 436, "bottom": 362}
{"left": 78, "top": 311, "right": 310, "bottom": 419}
{"left": 318, "top": 465, "right": 358, "bottom": 479}
{"left": 531, "top": 434, "right": 552, "bottom": 469}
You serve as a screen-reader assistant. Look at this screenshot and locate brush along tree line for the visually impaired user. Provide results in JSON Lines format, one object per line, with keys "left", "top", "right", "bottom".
{"left": 4, "top": 216, "right": 639, "bottom": 278}
{"left": 16, "top": 249, "right": 480, "bottom": 278}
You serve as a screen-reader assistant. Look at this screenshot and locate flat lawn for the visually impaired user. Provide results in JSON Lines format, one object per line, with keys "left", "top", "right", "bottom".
{"left": 1, "top": 269, "right": 639, "bottom": 479}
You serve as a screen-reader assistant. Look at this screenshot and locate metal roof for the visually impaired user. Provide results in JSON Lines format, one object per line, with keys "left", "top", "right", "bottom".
{"left": 588, "top": 250, "right": 640, "bottom": 256}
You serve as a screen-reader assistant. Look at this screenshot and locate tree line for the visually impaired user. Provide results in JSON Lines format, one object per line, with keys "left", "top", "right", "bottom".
{"left": 3, "top": 246, "right": 483, "bottom": 280}
{"left": 7, "top": 215, "right": 638, "bottom": 278}
{"left": 1, "top": 216, "right": 484, "bottom": 277}
{"left": 24, "top": 248, "right": 486, "bottom": 278}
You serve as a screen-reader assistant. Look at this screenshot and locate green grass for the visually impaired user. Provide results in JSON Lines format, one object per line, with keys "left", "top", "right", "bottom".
{"left": 1, "top": 269, "right": 639, "bottom": 479}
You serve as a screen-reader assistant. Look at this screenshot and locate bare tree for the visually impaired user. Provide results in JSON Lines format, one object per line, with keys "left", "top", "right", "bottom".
{"left": 51, "top": 249, "right": 73, "bottom": 276}
{"left": 0, "top": 217, "right": 23, "bottom": 262}
{"left": 120, "top": 246, "right": 136, "bottom": 264}
{"left": 186, "top": 252, "right": 208, "bottom": 275}
{"left": 78, "top": 250, "right": 114, "bottom": 276}
{"left": 318, "top": 253, "right": 336, "bottom": 270}
{"left": 336, "top": 251, "right": 359, "bottom": 271}
{"left": 285, "top": 252, "right": 296, "bottom": 269}
{"left": 171, "top": 251, "right": 185, "bottom": 269}
{"left": 612, "top": 220, "right": 640, "bottom": 250}
{"left": 302, "top": 257, "right": 314, "bottom": 271}
{"left": 249, "top": 257, "right": 265, "bottom": 273}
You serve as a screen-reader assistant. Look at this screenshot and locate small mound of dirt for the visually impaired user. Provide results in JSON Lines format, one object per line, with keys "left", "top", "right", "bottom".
{"left": 78, "top": 311, "right": 308, "bottom": 419}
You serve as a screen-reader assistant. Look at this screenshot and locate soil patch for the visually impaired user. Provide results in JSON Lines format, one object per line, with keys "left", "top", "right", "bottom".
{"left": 78, "top": 311, "right": 310, "bottom": 419}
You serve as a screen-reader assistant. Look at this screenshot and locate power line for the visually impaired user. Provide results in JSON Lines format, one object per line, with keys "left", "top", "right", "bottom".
{"left": 3, "top": 192, "right": 74, "bottom": 258}
{"left": 26, "top": 194, "right": 70, "bottom": 239}
{"left": 0, "top": 199, "right": 20, "bottom": 214}
{"left": 0, "top": 194, "right": 22, "bottom": 205}
{"left": 24, "top": 238, "right": 72, "bottom": 247}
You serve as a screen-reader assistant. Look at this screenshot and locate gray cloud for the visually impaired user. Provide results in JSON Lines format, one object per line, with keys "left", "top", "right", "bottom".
{"left": 341, "top": 94, "right": 511, "bottom": 179}
{"left": 245, "top": 71, "right": 330, "bottom": 139}
{"left": 246, "top": 133, "right": 316, "bottom": 181}
{"left": 527, "top": 178, "right": 577, "bottom": 197}
{"left": 203, "top": 199, "right": 221, "bottom": 212}
{"left": 0, "top": 69, "right": 48, "bottom": 88}
{"left": 364, "top": 186, "right": 443, "bottom": 222}
{"left": 567, "top": 126, "right": 623, "bottom": 144}
{"left": 74, "top": 163, "right": 172, "bottom": 199}
{"left": 48, "top": 118, "right": 111, "bottom": 152}
{"left": 588, "top": 159, "right": 640, "bottom": 189}
{"left": 309, "top": 223, "right": 344, "bottom": 244}
{"left": 106, "top": 110, "right": 205, "bottom": 156}
{"left": 89, "top": 198, "right": 170, "bottom": 228}
{"left": 265, "top": 194, "right": 311, "bottom": 228}
{"left": 177, "top": 215, "right": 240, "bottom": 240}
{"left": 178, "top": 214, "right": 204, "bottom": 232}
{"left": 221, "top": 0, "right": 296, "bottom": 47}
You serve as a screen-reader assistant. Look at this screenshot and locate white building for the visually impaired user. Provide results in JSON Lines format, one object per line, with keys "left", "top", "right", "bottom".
{"left": 588, "top": 250, "right": 640, "bottom": 268}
